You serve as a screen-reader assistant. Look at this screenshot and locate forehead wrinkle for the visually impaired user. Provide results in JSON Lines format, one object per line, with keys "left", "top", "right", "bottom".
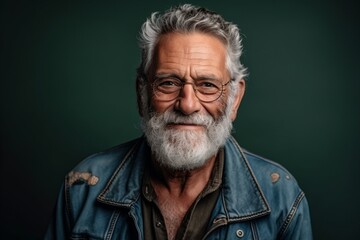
{"left": 157, "top": 54, "right": 221, "bottom": 76}
{"left": 160, "top": 42, "right": 224, "bottom": 61}
{"left": 155, "top": 32, "right": 228, "bottom": 80}
{"left": 161, "top": 50, "right": 219, "bottom": 61}
{"left": 192, "top": 69, "right": 220, "bottom": 80}
{"left": 157, "top": 53, "right": 225, "bottom": 80}
{"left": 191, "top": 67, "right": 223, "bottom": 81}
{"left": 187, "top": 45, "right": 223, "bottom": 54}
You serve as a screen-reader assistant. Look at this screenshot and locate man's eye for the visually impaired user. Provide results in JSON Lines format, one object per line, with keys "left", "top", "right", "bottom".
{"left": 159, "top": 80, "right": 177, "bottom": 86}
{"left": 198, "top": 81, "right": 219, "bottom": 89}
{"left": 156, "top": 78, "right": 182, "bottom": 90}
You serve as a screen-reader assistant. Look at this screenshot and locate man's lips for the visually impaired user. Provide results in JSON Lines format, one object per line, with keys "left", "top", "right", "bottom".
{"left": 166, "top": 122, "right": 206, "bottom": 130}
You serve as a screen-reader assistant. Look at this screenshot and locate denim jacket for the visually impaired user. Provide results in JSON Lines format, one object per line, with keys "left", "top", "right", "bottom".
{"left": 45, "top": 136, "right": 312, "bottom": 239}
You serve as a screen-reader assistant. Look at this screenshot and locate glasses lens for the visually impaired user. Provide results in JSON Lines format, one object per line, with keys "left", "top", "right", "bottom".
{"left": 153, "top": 77, "right": 181, "bottom": 101}
{"left": 195, "top": 79, "right": 223, "bottom": 102}
{"left": 152, "top": 78, "right": 225, "bottom": 102}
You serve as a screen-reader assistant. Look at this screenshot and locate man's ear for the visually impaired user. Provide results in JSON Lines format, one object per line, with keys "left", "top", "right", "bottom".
{"left": 230, "top": 79, "right": 245, "bottom": 122}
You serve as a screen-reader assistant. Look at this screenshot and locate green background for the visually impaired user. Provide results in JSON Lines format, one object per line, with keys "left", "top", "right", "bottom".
{"left": 1, "top": 0, "right": 359, "bottom": 239}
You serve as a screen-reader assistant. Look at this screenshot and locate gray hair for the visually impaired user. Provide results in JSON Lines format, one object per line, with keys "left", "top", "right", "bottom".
{"left": 136, "top": 4, "right": 247, "bottom": 116}
{"left": 137, "top": 4, "right": 247, "bottom": 81}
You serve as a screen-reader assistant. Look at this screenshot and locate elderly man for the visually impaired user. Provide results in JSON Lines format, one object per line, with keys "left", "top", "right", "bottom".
{"left": 46, "top": 4, "right": 312, "bottom": 240}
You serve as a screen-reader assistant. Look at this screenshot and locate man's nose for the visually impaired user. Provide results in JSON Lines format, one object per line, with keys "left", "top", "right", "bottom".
{"left": 175, "top": 83, "right": 201, "bottom": 115}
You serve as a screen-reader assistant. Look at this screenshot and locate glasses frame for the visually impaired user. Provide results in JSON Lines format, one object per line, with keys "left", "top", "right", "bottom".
{"left": 151, "top": 77, "right": 232, "bottom": 103}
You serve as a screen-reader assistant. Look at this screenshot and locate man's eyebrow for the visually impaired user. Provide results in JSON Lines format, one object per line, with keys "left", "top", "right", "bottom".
{"left": 196, "top": 74, "right": 221, "bottom": 81}
{"left": 154, "top": 73, "right": 181, "bottom": 79}
{"left": 155, "top": 73, "right": 221, "bottom": 81}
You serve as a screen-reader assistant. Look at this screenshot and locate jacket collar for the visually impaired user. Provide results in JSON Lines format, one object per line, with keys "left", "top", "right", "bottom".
{"left": 219, "top": 136, "right": 271, "bottom": 221}
{"left": 97, "top": 136, "right": 271, "bottom": 220}
{"left": 97, "top": 138, "right": 149, "bottom": 207}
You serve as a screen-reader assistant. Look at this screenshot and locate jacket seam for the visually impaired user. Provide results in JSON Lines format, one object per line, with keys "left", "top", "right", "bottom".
{"left": 277, "top": 191, "right": 305, "bottom": 239}
{"left": 250, "top": 221, "right": 259, "bottom": 240}
{"left": 128, "top": 205, "right": 143, "bottom": 240}
{"left": 221, "top": 187, "right": 230, "bottom": 220}
{"left": 105, "top": 209, "right": 121, "bottom": 240}
{"left": 201, "top": 218, "right": 228, "bottom": 240}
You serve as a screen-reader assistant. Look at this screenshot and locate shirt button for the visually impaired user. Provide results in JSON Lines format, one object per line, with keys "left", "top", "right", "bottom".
{"left": 236, "top": 229, "right": 244, "bottom": 238}
{"left": 156, "top": 221, "right": 162, "bottom": 228}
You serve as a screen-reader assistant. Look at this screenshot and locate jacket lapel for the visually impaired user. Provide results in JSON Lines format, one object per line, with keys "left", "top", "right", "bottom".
{"left": 218, "top": 136, "right": 271, "bottom": 221}
{"left": 97, "top": 138, "right": 149, "bottom": 207}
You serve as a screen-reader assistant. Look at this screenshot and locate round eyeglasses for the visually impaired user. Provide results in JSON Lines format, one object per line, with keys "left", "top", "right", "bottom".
{"left": 152, "top": 77, "right": 231, "bottom": 103}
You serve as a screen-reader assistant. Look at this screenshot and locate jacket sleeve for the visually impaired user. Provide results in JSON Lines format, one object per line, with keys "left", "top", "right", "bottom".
{"left": 44, "top": 183, "right": 71, "bottom": 240}
{"left": 279, "top": 192, "right": 313, "bottom": 240}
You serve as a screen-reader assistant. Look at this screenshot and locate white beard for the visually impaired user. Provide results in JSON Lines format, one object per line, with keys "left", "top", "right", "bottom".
{"left": 141, "top": 109, "right": 233, "bottom": 171}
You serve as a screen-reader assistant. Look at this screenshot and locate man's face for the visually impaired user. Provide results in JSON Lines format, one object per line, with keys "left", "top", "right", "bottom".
{"left": 141, "top": 32, "right": 244, "bottom": 171}
{"left": 149, "top": 32, "right": 231, "bottom": 122}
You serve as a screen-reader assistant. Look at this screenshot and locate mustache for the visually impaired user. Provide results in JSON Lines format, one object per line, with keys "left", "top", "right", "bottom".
{"left": 150, "top": 110, "right": 215, "bottom": 127}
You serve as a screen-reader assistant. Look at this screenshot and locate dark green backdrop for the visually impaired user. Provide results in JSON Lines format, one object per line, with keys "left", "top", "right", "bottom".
{"left": 1, "top": 0, "right": 359, "bottom": 239}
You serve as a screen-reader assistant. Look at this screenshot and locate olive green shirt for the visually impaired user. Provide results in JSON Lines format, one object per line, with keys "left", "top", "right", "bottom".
{"left": 141, "top": 148, "right": 224, "bottom": 240}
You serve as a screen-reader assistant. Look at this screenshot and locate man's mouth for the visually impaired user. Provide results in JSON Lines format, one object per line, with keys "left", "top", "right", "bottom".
{"left": 166, "top": 122, "right": 206, "bottom": 130}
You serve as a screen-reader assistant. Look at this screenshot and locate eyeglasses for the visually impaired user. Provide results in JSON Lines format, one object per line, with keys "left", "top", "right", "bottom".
{"left": 152, "top": 76, "right": 231, "bottom": 103}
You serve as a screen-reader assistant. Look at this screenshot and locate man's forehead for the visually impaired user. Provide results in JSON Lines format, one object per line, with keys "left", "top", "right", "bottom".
{"left": 155, "top": 33, "right": 227, "bottom": 65}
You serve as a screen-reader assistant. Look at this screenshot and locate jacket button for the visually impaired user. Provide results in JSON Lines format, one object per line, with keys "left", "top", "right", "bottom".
{"left": 236, "top": 229, "right": 244, "bottom": 238}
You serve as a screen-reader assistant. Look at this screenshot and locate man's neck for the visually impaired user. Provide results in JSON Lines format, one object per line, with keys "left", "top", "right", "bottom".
{"left": 149, "top": 154, "right": 218, "bottom": 240}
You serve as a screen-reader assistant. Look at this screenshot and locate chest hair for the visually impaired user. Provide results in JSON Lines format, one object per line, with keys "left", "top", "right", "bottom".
{"left": 158, "top": 197, "right": 190, "bottom": 240}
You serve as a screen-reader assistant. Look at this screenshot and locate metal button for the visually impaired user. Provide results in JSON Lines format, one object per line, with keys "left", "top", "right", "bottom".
{"left": 236, "top": 229, "right": 244, "bottom": 238}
